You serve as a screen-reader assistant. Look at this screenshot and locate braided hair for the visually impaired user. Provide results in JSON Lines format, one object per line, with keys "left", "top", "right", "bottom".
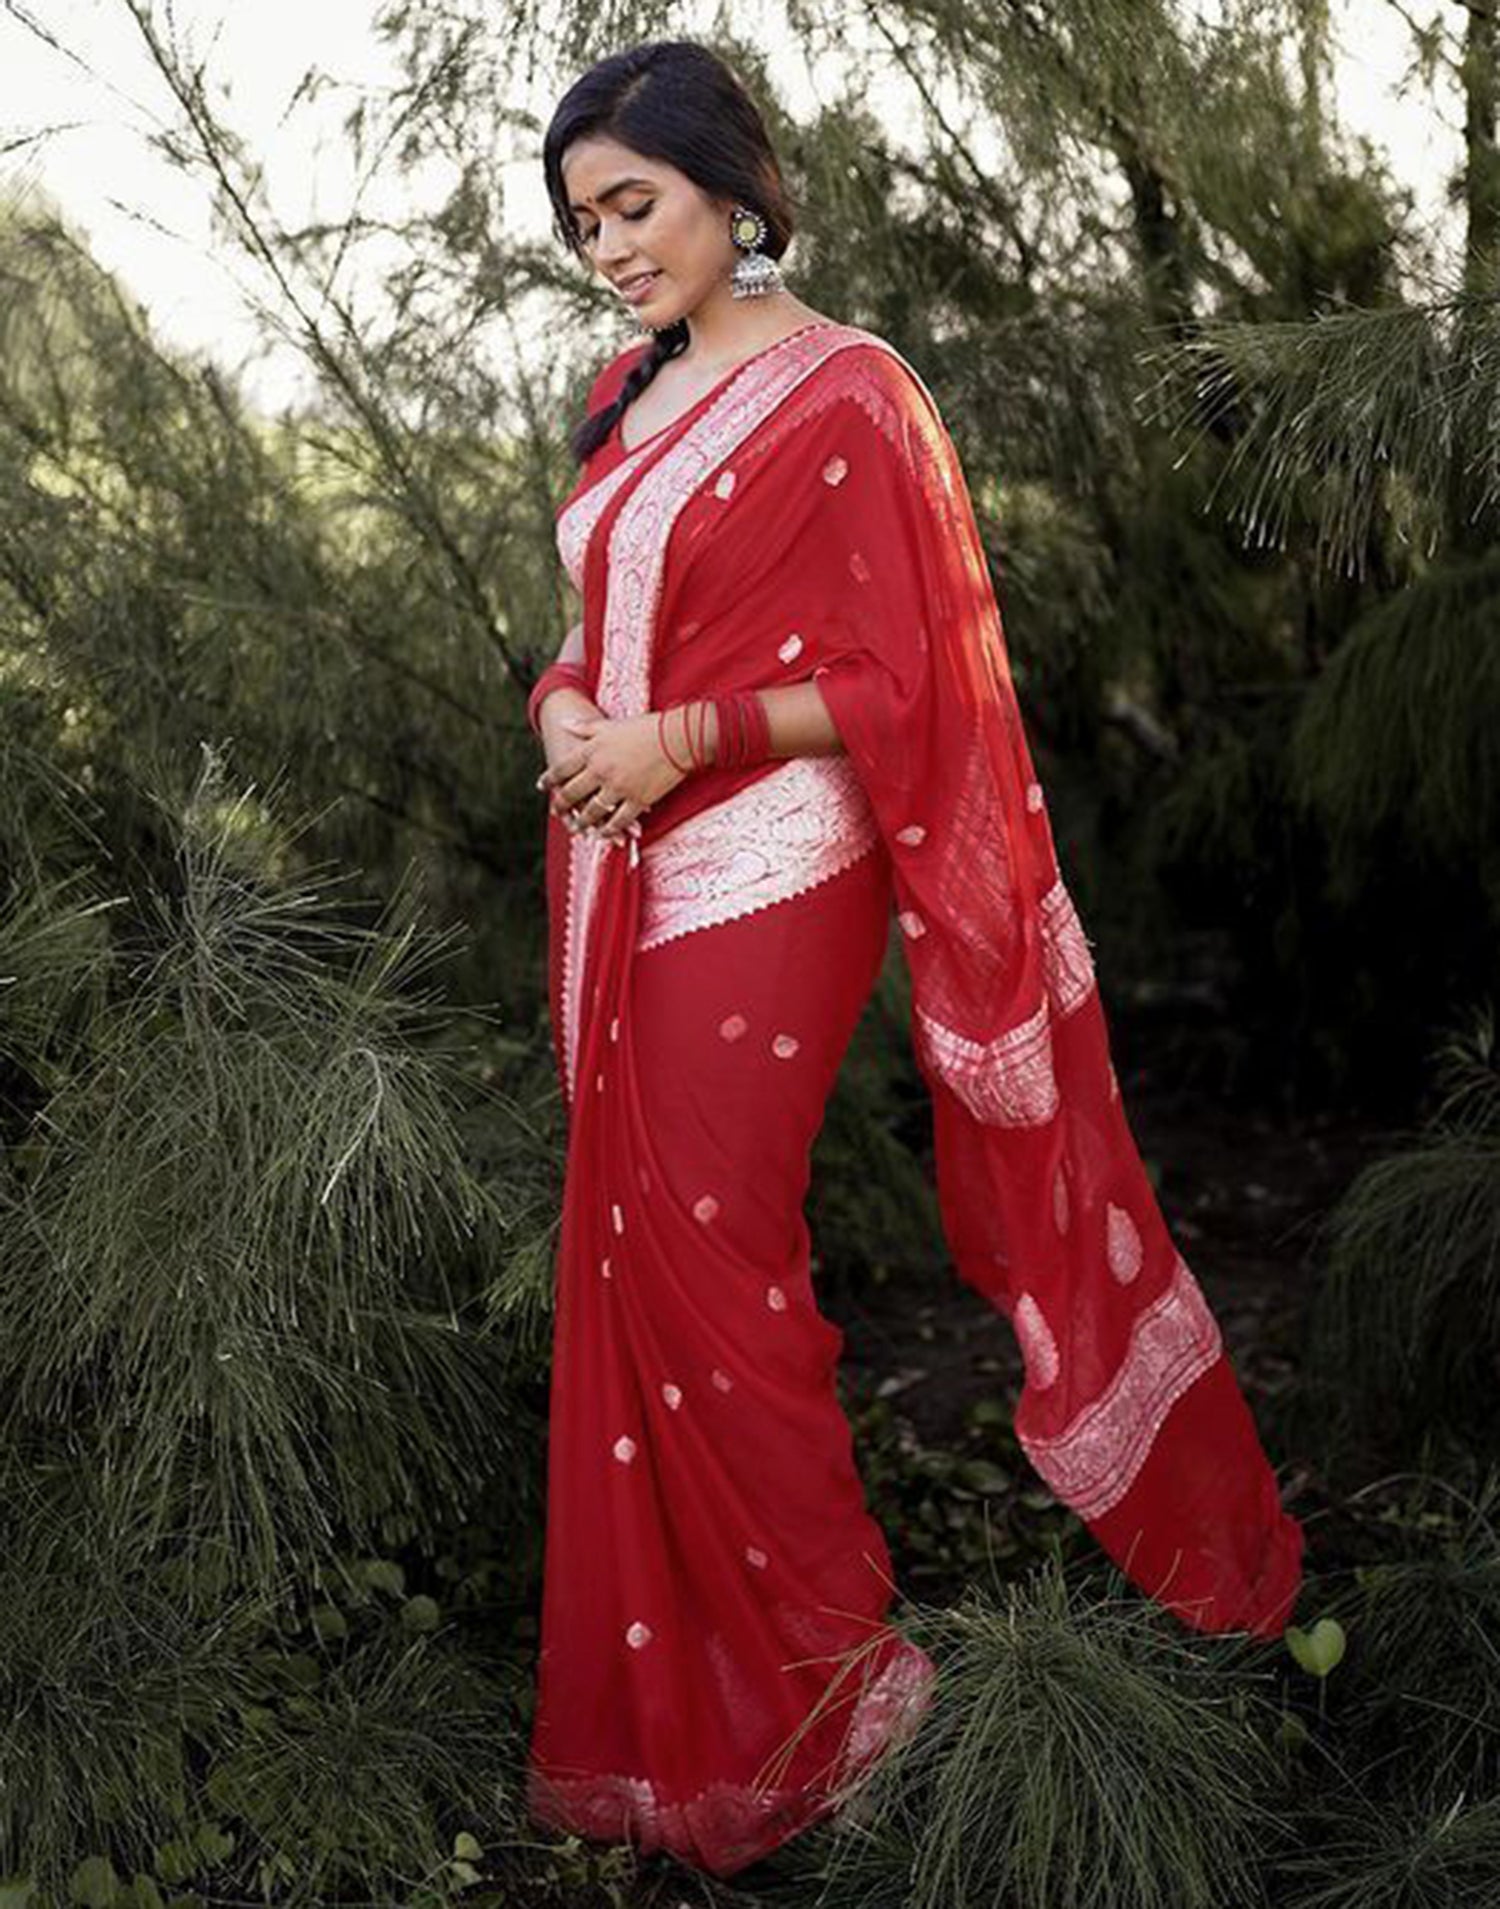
{"left": 543, "top": 41, "right": 796, "bottom": 466}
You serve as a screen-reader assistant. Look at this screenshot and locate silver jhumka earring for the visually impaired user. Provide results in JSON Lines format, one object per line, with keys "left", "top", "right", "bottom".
{"left": 728, "top": 205, "right": 783, "bottom": 299}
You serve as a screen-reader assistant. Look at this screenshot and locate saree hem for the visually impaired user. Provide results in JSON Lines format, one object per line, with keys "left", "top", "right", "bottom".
{"left": 525, "top": 1634, "right": 937, "bottom": 1877}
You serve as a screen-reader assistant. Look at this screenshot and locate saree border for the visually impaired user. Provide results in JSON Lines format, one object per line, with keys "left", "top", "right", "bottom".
{"left": 635, "top": 755, "right": 881, "bottom": 954}
{"left": 557, "top": 439, "right": 654, "bottom": 594}
{"left": 909, "top": 873, "right": 1098, "bottom": 1128}
{"left": 525, "top": 1632, "right": 936, "bottom": 1869}
{"left": 1016, "top": 1253, "right": 1224, "bottom": 1520}
{"left": 560, "top": 323, "right": 905, "bottom": 1102}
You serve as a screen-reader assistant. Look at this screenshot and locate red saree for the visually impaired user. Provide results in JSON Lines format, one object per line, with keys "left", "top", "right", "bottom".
{"left": 528, "top": 319, "right": 1305, "bottom": 1876}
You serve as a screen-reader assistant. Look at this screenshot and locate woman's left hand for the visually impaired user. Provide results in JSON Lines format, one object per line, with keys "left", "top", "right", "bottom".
{"left": 540, "top": 711, "right": 687, "bottom": 844}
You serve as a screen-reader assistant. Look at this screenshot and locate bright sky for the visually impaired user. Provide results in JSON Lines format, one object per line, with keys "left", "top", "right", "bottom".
{"left": 0, "top": 0, "right": 1465, "bottom": 413}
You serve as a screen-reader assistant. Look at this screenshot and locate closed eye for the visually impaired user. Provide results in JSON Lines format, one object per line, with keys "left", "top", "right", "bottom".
{"left": 578, "top": 202, "right": 654, "bottom": 246}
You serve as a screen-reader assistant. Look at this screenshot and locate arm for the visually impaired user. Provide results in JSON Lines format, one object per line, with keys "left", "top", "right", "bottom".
{"left": 557, "top": 615, "right": 585, "bottom": 667}
{"left": 530, "top": 618, "right": 594, "bottom": 739}
{"left": 659, "top": 681, "right": 845, "bottom": 765}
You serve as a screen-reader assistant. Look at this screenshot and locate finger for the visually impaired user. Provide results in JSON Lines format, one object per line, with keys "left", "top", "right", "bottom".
{"left": 577, "top": 788, "right": 626, "bottom": 837}
{"left": 564, "top": 785, "right": 611, "bottom": 831}
{"left": 598, "top": 798, "right": 641, "bottom": 843}
{"left": 558, "top": 770, "right": 605, "bottom": 811}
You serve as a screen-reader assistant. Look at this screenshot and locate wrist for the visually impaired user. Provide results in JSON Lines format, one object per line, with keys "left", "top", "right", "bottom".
{"left": 538, "top": 683, "right": 596, "bottom": 740}
{"left": 657, "top": 699, "right": 719, "bottom": 777}
{"left": 529, "top": 661, "right": 592, "bottom": 736}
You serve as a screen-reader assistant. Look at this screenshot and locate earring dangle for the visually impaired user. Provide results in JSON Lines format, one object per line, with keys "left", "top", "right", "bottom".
{"left": 728, "top": 205, "right": 783, "bottom": 300}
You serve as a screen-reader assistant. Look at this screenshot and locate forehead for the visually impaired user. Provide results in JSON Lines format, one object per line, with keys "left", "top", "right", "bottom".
{"left": 561, "top": 135, "right": 668, "bottom": 208}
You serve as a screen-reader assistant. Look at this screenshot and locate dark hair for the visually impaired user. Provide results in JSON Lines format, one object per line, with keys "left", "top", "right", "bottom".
{"left": 543, "top": 41, "right": 795, "bottom": 465}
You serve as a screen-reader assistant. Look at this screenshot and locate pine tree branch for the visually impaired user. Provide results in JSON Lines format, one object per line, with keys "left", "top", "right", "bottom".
{"left": 85, "top": 1, "right": 526, "bottom": 687}
{"left": 862, "top": 1, "right": 1041, "bottom": 282}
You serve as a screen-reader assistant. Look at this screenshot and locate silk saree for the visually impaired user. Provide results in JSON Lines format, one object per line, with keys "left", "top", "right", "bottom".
{"left": 527, "top": 319, "right": 1305, "bottom": 1877}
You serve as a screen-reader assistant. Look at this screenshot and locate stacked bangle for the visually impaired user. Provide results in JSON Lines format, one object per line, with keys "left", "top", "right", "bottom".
{"left": 655, "top": 692, "right": 773, "bottom": 776}
{"left": 713, "top": 690, "right": 772, "bottom": 768}
{"left": 527, "top": 661, "right": 592, "bottom": 735}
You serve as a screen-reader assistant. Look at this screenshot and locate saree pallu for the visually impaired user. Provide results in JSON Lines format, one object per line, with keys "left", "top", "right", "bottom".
{"left": 528, "top": 320, "right": 1305, "bottom": 1876}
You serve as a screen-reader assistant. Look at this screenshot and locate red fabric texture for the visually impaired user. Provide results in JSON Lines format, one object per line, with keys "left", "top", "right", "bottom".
{"left": 529, "top": 321, "right": 1305, "bottom": 1876}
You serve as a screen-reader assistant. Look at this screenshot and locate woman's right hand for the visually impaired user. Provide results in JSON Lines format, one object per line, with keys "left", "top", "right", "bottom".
{"left": 539, "top": 688, "right": 657, "bottom": 844}
{"left": 538, "top": 688, "right": 604, "bottom": 825}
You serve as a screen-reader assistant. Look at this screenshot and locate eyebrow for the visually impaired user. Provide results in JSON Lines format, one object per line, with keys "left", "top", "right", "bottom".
{"left": 567, "top": 177, "right": 656, "bottom": 216}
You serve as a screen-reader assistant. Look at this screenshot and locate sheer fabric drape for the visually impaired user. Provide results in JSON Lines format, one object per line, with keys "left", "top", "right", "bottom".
{"left": 528, "top": 321, "right": 1304, "bottom": 1877}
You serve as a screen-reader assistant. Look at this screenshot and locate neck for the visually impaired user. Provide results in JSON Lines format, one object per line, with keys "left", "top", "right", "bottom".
{"left": 680, "top": 282, "right": 810, "bottom": 369}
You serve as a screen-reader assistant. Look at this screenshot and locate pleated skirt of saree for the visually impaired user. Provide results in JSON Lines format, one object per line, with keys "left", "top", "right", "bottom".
{"left": 527, "top": 753, "right": 938, "bottom": 1876}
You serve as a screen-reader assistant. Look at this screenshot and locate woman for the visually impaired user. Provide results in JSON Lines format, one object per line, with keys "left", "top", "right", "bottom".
{"left": 525, "top": 40, "right": 1305, "bottom": 1879}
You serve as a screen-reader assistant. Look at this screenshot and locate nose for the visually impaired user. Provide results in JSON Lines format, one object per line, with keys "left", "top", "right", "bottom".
{"left": 595, "top": 217, "right": 638, "bottom": 271}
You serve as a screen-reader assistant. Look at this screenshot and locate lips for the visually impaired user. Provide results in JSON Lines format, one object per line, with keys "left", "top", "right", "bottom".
{"left": 618, "top": 270, "right": 661, "bottom": 302}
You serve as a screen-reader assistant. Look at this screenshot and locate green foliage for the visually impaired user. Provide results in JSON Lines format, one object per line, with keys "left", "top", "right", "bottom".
{"left": 1289, "top": 548, "right": 1500, "bottom": 881}
{"left": 0, "top": 743, "right": 524, "bottom": 1901}
{"left": 1284, "top": 1616, "right": 1347, "bottom": 1679}
{"left": 3, "top": 2, "right": 1500, "bottom": 1901}
{"left": 808, "top": 1556, "right": 1281, "bottom": 1909}
{"left": 0, "top": 745, "right": 518, "bottom": 1596}
{"left": 1141, "top": 299, "right": 1458, "bottom": 578}
{"left": 849, "top": 1391, "right": 1081, "bottom": 1601}
{"left": 1276, "top": 1788, "right": 1500, "bottom": 1909}
{"left": 1299, "top": 1008, "right": 1500, "bottom": 1461}
{"left": 1308, "top": 1472, "right": 1500, "bottom": 1802}
{"left": 0, "top": 1508, "right": 239, "bottom": 1897}
{"left": 0, "top": 203, "right": 556, "bottom": 1016}
{"left": 201, "top": 1624, "right": 509, "bottom": 1901}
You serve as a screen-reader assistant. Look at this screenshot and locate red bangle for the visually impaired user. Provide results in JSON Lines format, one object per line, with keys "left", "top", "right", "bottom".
{"left": 716, "top": 693, "right": 742, "bottom": 767}
{"left": 657, "top": 706, "right": 693, "bottom": 775}
{"left": 748, "top": 687, "right": 770, "bottom": 759}
{"left": 657, "top": 692, "right": 773, "bottom": 773}
{"left": 712, "top": 690, "right": 771, "bottom": 768}
{"left": 528, "top": 660, "right": 592, "bottom": 735}
{"left": 710, "top": 694, "right": 730, "bottom": 767}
